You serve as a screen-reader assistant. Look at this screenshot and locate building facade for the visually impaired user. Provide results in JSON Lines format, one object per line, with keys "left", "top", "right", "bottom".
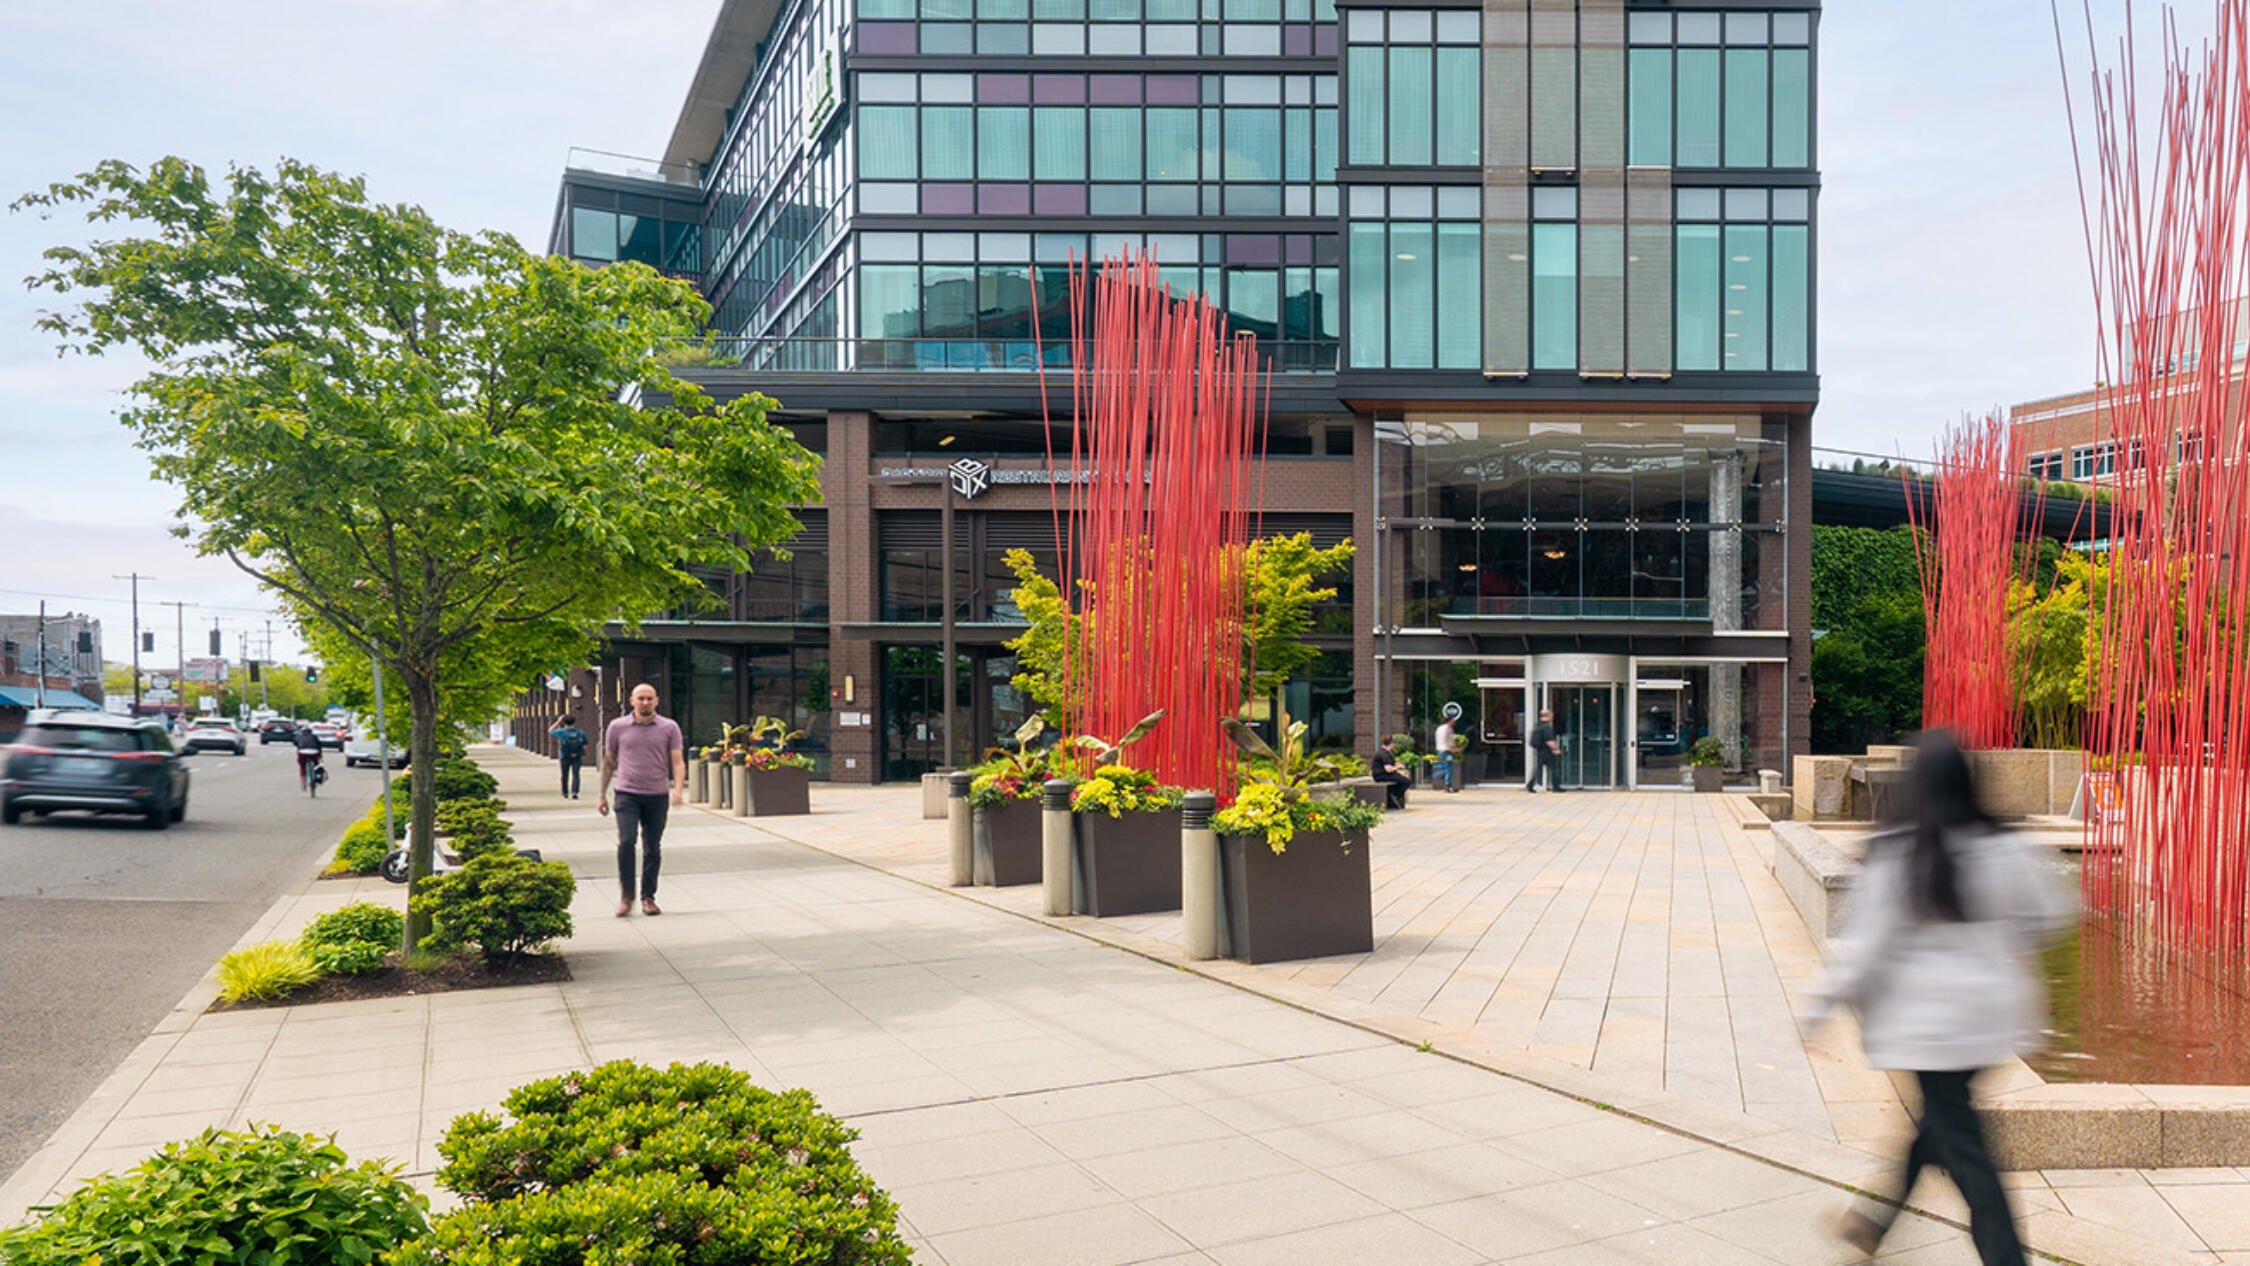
{"left": 524, "top": 0, "right": 1820, "bottom": 789}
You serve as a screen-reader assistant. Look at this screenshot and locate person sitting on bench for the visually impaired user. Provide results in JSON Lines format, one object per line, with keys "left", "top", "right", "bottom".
{"left": 1372, "top": 738, "right": 1411, "bottom": 810}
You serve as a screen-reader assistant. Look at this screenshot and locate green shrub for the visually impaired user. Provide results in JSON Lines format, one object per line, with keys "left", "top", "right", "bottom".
{"left": 435, "top": 799, "right": 515, "bottom": 860}
{"left": 331, "top": 821, "right": 393, "bottom": 875}
{"left": 216, "top": 940, "right": 321, "bottom": 1002}
{"left": 411, "top": 852, "right": 575, "bottom": 968}
{"left": 412, "top": 1061, "right": 908, "bottom": 1266}
{"left": 390, "top": 756, "right": 498, "bottom": 804}
{"left": 0, "top": 1124, "right": 427, "bottom": 1265}
{"left": 434, "top": 798, "right": 505, "bottom": 835}
{"left": 364, "top": 801, "right": 406, "bottom": 839}
{"left": 306, "top": 939, "right": 388, "bottom": 976}
{"left": 303, "top": 902, "right": 405, "bottom": 954}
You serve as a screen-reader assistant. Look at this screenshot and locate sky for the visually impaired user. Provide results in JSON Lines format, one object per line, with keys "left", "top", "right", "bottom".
{"left": 0, "top": 1, "right": 2177, "bottom": 671}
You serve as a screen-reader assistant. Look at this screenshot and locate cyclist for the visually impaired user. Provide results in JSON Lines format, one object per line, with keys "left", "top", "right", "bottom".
{"left": 292, "top": 722, "right": 325, "bottom": 793}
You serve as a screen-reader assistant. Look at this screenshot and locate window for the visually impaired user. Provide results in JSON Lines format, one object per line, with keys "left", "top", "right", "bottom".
{"left": 1628, "top": 12, "right": 1815, "bottom": 170}
{"left": 1343, "top": 10, "right": 1480, "bottom": 167}
{"left": 2028, "top": 450, "right": 2065, "bottom": 481}
{"left": 1531, "top": 222, "right": 1577, "bottom": 372}
{"left": 1346, "top": 186, "right": 1479, "bottom": 369}
{"left": 1676, "top": 186, "right": 1813, "bottom": 373}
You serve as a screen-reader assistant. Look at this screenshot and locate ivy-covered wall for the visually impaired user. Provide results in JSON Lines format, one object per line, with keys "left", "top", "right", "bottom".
{"left": 1811, "top": 525, "right": 1926, "bottom": 752}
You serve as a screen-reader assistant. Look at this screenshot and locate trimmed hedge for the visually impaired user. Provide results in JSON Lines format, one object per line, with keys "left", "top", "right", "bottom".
{"left": 411, "top": 852, "right": 574, "bottom": 968}
{"left": 331, "top": 820, "right": 392, "bottom": 875}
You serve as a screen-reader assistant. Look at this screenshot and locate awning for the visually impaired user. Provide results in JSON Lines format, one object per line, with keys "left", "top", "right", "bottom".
{"left": 0, "top": 687, "right": 102, "bottom": 710}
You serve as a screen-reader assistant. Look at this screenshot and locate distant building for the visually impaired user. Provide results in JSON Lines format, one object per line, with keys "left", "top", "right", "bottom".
{"left": 2012, "top": 299, "right": 2250, "bottom": 486}
{"left": 0, "top": 612, "right": 105, "bottom": 741}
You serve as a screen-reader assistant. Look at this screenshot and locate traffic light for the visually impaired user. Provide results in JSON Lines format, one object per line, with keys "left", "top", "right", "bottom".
{"left": 248, "top": 660, "right": 261, "bottom": 683}
{"left": 209, "top": 629, "right": 222, "bottom": 655}
{"left": 142, "top": 632, "right": 155, "bottom": 653}
{"left": 304, "top": 666, "right": 319, "bottom": 684}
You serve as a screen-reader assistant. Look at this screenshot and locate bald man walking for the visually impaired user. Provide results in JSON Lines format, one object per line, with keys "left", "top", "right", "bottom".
{"left": 597, "top": 682, "right": 685, "bottom": 916}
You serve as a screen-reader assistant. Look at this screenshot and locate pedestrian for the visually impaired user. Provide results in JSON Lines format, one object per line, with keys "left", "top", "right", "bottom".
{"left": 549, "top": 713, "right": 589, "bottom": 799}
{"left": 1371, "top": 735, "right": 1411, "bottom": 810}
{"left": 1525, "top": 708, "right": 1563, "bottom": 792}
{"left": 1804, "top": 730, "right": 2075, "bottom": 1265}
{"left": 290, "top": 721, "right": 324, "bottom": 792}
{"left": 596, "top": 683, "right": 685, "bottom": 918}
{"left": 1434, "top": 714, "right": 1459, "bottom": 793}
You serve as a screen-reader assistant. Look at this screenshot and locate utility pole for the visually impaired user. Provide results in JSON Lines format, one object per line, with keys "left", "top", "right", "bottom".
{"left": 159, "top": 600, "right": 195, "bottom": 725}
{"left": 34, "top": 600, "right": 45, "bottom": 709}
{"left": 261, "top": 619, "right": 272, "bottom": 710}
{"left": 113, "top": 572, "right": 150, "bottom": 715}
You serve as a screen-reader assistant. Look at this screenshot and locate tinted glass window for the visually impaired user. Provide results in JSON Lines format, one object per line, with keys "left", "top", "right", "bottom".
{"left": 25, "top": 724, "right": 147, "bottom": 752}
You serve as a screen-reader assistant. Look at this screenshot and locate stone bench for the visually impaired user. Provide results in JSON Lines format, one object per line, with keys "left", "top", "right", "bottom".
{"left": 1771, "top": 819, "right": 1859, "bottom": 939}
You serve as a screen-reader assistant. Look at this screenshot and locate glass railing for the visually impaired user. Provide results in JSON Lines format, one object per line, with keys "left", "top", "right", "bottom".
{"left": 563, "top": 148, "right": 702, "bottom": 187}
{"left": 665, "top": 336, "right": 1340, "bottom": 375}
{"left": 1401, "top": 596, "right": 1721, "bottom": 622}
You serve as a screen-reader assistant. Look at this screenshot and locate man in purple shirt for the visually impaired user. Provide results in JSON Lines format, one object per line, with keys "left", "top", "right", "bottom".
{"left": 596, "top": 682, "right": 685, "bottom": 917}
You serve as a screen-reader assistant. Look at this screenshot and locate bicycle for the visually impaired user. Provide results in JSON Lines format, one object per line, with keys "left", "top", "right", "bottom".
{"left": 298, "top": 750, "right": 327, "bottom": 797}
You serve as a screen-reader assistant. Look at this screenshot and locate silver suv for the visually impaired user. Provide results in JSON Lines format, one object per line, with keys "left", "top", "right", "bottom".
{"left": 2, "top": 711, "right": 190, "bottom": 829}
{"left": 181, "top": 719, "right": 246, "bottom": 756}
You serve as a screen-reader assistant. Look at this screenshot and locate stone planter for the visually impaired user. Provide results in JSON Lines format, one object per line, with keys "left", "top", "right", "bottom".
{"left": 1690, "top": 764, "right": 1725, "bottom": 793}
{"left": 1217, "top": 828, "right": 1374, "bottom": 964}
{"left": 1072, "top": 808, "right": 1183, "bottom": 916}
{"left": 744, "top": 766, "right": 811, "bottom": 816}
{"left": 972, "top": 799, "right": 1043, "bottom": 886}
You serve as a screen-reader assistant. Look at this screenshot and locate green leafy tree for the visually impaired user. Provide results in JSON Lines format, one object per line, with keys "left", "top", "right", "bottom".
{"left": 1244, "top": 533, "right": 1355, "bottom": 701}
{"left": 19, "top": 158, "right": 822, "bottom": 949}
{"left": 1000, "top": 547, "right": 1083, "bottom": 725}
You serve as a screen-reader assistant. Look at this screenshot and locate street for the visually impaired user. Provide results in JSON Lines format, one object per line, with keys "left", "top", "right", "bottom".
{"left": 0, "top": 739, "right": 379, "bottom": 1185}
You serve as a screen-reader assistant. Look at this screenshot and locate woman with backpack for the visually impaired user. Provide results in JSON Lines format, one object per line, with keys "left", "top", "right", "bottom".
{"left": 550, "top": 714, "right": 590, "bottom": 800}
{"left": 1803, "top": 729, "right": 2076, "bottom": 1264}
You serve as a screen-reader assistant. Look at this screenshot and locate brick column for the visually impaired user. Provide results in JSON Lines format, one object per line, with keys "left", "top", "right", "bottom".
{"left": 1353, "top": 414, "right": 1380, "bottom": 747}
{"left": 827, "top": 411, "right": 881, "bottom": 783}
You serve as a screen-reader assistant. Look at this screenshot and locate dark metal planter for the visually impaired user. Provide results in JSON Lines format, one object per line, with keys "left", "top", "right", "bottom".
{"left": 1072, "top": 808, "right": 1183, "bottom": 916}
{"left": 745, "top": 766, "right": 812, "bottom": 815}
{"left": 973, "top": 799, "right": 1043, "bottom": 886}
{"left": 1217, "top": 828, "right": 1374, "bottom": 964}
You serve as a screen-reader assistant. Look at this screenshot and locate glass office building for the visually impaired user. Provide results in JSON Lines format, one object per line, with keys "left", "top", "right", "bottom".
{"left": 529, "top": 0, "right": 1819, "bottom": 788}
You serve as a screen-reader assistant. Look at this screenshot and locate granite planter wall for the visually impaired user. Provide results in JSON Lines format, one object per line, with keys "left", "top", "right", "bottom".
{"left": 973, "top": 799, "right": 1043, "bottom": 886}
{"left": 744, "top": 766, "right": 811, "bottom": 816}
{"left": 1073, "top": 808, "right": 1183, "bottom": 916}
{"left": 1217, "top": 828, "right": 1374, "bottom": 964}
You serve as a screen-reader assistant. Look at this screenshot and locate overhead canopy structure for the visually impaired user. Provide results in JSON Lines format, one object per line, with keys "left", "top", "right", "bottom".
{"left": 0, "top": 687, "right": 101, "bottom": 710}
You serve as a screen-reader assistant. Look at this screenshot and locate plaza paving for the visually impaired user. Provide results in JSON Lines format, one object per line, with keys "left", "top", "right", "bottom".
{"left": 4, "top": 749, "right": 2249, "bottom": 1263}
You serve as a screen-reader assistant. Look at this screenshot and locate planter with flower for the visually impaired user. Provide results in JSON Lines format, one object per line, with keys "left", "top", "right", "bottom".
{"left": 1063, "top": 713, "right": 1184, "bottom": 917}
{"left": 970, "top": 717, "right": 1055, "bottom": 886}
{"left": 740, "top": 716, "right": 816, "bottom": 816}
{"left": 1211, "top": 712, "right": 1385, "bottom": 963}
{"left": 1687, "top": 736, "right": 1727, "bottom": 793}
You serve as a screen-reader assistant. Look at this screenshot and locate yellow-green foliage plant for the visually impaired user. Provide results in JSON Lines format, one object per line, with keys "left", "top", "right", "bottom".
{"left": 216, "top": 940, "right": 322, "bottom": 1002}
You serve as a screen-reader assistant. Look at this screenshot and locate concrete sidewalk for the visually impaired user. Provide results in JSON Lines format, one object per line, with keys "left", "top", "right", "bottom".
{"left": 0, "top": 749, "right": 2196, "bottom": 1263}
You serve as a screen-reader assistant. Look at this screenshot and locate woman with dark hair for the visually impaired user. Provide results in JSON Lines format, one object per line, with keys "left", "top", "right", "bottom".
{"left": 1804, "top": 730, "right": 2076, "bottom": 1265}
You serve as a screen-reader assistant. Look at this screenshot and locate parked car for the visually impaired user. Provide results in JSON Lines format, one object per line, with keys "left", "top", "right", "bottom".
{"left": 257, "top": 718, "right": 299, "bottom": 745}
{"left": 343, "top": 724, "right": 407, "bottom": 769}
{"left": 307, "top": 721, "right": 346, "bottom": 751}
{"left": 181, "top": 719, "right": 247, "bottom": 756}
{"left": 1, "top": 710, "right": 190, "bottom": 828}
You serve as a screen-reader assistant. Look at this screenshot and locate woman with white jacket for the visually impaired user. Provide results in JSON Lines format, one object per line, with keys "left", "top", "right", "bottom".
{"left": 1804, "top": 730, "right": 2078, "bottom": 1264}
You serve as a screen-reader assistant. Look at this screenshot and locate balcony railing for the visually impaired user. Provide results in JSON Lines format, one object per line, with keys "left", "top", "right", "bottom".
{"left": 664, "top": 336, "right": 1341, "bottom": 375}
{"left": 563, "top": 147, "right": 702, "bottom": 188}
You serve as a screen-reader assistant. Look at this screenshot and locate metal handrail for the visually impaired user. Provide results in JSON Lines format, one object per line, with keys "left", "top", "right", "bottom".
{"left": 661, "top": 336, "right": 1340, "bottom": 374}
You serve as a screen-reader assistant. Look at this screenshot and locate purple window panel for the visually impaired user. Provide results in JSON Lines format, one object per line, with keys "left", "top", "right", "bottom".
{"left": 922, "top": 183, "right": 976, "bottom": 214}
{"left": 1090, "top": 74, "right": 1140, "bottom": 104}
{"left": 1283, "top": 25, "right": 1310, "bottom": 55}
{"left": 1312, "top": 23, "right": 1337, "bottom": 55}
{"left": 1034, "top": 184, "right": 1089, "bottom": 215}
{"left": 1227, "top": 234, "right": 1282, "bottom": 265}
{"left": 857, "top": 21, "right": 918, "bottom": 52}
{"left": 1146, "top": 75, "right": 1199, "bottom": 104}
{"left": 1034, "top": 73, "right": 1086, "bottom": 103}
{"left": 979, "top": 184, "right": 1032, "bottom": 214}
{"left": 1286, "top": 234, "right": 1312, "bottom": 265}
{"left": 978, "top": 73, "right": 1031, "bottom": 103}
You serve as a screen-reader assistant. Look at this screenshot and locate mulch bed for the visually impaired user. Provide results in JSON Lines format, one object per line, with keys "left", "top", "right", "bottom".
{"left": 209, "top": 952, "right": 570, "bottom": 1012}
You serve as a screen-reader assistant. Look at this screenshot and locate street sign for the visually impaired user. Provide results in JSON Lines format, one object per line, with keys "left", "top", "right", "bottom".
{"left": 184, "top": 657, "right": 228, "bottom": 683}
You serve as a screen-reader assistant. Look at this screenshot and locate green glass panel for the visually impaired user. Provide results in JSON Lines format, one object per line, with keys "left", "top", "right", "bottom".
{"left": 1388, "top": 46, "right": 1433, "bottom": 167}
{"left": 1032, "top": 0, "right": 1082, "bottom": 16}
{"left": 1315, "top": 108, "right": 1338, "bottom": 181}
{"left": 1090, "top": 108, "right": 1142, "bottom": 179}
{"left": 1724, "top": 49, "right": 1768, "bottom": 167}
{"left": 571, "top": 207, "right": 617, "bottom": 260}
{"left": 1034, "top": 106, "right": 1086, "bottom": 180}
{"left": 1628, "top": 48, "right": 1671, "bottom": 166}
{"left": 1148, "top": 107, "right": 1199, "bottom": 180}
{"left": 1391, "top": 222, "right": 1435, "bottom": 369}
{"left": 1226, "top": 0, "right": 1278, "bottom": 18}
{"left": 859, "top": 106, "right": 919, "bottom": 179}
{"left": 1313, "top": 264, "right": 1340, "bottom": 341}
{"left": 1772, "top": 224, "right": 1808, "bottom": 371}
{"left": 1088, "top": 0, "right": 1135, "bottom": 16}
{"left": 1676, "top": 224, "right": 1720, "bottom": 370}
{"left": 1531, "top": 222, "right": 1576, "bottom": 371}
{"left": 1349, "top": 222, "right": 1386, "bottom": 367}
{"left": 1226, "top": 108, "right": 1282, "bottom": 181}
{"left": 1723, "top": 224, "right": 1767, "bottom": 370}
{"left": 1227, "top": 266, "right": 1280, "bottom": 335}
{"left": 1348, "top": 46, "right": 1385, "bottom": 164}
{"left": 861, "top": 264, "right": 921, "bottom": 339}
{"left": 922, "top": 0, "right": 971, "bottom": 16}
{"left": 923, "top": 106, "right": 974, "bottom": 179}
{"left": 978, "top": 107, "right": 1030, "bottom": 180}
{"left": 1285, "top": 108, "right": 1312, "bottom": 181}
{"left": 1435, "top": 47, "right": 1480, "bottom": 165}
{"left": 982, "top": 0, "right": 1028, "bottom": 16}
{"left": 1676, "top": 49, "right": 1720, "bottom": 168}
{"left": 1772, "top": 49, "right": 1809, "bottom": 167}
{"left": 1147, "top": 0, "right": 1194, "bottom": 17}
{"left": 1204, "top": 110, "right": 1222, "bottom": 178}
{"left": 922, "top": 263, "right": 976, "bottom": 338}
{"left": 1437, "top": 221, "right": 1479, "bottom": 368}
{"left": 860, "top": 0, "right": 914, "bottom": 16}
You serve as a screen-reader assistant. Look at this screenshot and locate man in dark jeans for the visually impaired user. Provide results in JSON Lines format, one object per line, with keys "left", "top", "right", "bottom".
{"left": 1371, "top": 737, "right": 1412, "bottom": 810}
{"left": 549, "top": 714, "right": 589, "bottom": 799}
{"left": 1525, "top": 708, "right": 1564, "bottom": 792}
{"left": 596, "top": 684, "right": 685, "bottom": 917}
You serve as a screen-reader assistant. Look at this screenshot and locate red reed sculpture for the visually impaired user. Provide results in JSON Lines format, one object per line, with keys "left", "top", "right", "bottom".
{"left": 1037, "top": 251, "right": 1265, "bottom": 797}
{"left": 1906, "top": 412, "right": 2035, "bottom": 751}
{"left": 2062, "top": 0, "right": 2250, "bottom": 951}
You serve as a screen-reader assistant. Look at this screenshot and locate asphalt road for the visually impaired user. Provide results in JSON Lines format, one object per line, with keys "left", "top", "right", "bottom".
{"left": 0, "top": 738, "right": 381, "bottom": 1187}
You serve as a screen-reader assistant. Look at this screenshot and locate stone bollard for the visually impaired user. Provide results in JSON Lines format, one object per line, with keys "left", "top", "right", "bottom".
{"left": 734, "top": 763, "right": 753, "bottom": 817}
{"left": 1041, "top": 778, "right": 1073, "bottom": 917}
{"left": 715, "top": 763, "right": 732, "bottom": 810}
{"left": 948, "top": 771, "right": 974, "bottom": 886}
{"left": 1181, "top": 790, "right": 1219, "bottom": 961}
{"left": 1758, "top": 768, "right": 1783, "bottom": 796}
{"left": 689, "top": 759, "right": 708, "bottom": 804}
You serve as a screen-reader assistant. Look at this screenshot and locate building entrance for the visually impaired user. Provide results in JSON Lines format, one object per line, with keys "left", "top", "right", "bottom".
{"left": 1545, "top": 684, "right": 1618, "bottom": 789}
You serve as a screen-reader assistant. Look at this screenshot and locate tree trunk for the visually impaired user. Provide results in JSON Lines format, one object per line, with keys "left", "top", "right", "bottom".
{"left": 401, "top": 670, "right": 442, "bottom": 953}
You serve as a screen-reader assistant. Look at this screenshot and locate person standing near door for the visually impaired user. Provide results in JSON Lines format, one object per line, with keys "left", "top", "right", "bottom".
{"left": 1525, "top": 708, "right": 1563, "bottom": 792}
{"left": 596, "top": 683, "right": 685, "bottom": 917}
{"left": 1433, "top": 715, "right": 1459, "bottom": 793}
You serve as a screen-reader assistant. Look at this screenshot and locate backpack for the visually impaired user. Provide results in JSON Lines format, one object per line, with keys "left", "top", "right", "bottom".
{"left": 558, "top": 728, "right": 586, "bottom": 758}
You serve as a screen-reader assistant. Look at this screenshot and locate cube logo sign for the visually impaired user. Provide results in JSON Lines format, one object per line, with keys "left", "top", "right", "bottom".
{"left": 948, "top": 457, "right": 991, "bottom": 499}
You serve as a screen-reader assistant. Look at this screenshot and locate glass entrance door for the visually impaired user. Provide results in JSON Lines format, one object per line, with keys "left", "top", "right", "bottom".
{"left": 1633, "top": 686, "right": 1686, "bottom": 788}
{"left": 1547, "top": 685, "right": 1617, "bottom": 789}
{"left": 1478, "top": 685, "right": 1526, "bottom": 784}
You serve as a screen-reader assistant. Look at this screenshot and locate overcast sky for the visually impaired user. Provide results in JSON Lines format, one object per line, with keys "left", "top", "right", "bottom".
{"left": 0, "top": 2, "right": 2167, "bottom": 669}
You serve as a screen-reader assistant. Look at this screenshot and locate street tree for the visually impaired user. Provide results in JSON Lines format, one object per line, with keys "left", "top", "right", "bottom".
{"left": 18, "top": 159, "right": 822, "bottom": 948}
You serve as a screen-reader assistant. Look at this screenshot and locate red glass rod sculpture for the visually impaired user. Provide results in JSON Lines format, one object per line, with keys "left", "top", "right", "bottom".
{"left": 2065, "top": 0, "right": 2250, "bottom": 951}
{"left": 1905, "top": 412, "right": 2033, "bottom": 751}
{"left": 1039, "top": 251, "right": 1264, "bottom": 797}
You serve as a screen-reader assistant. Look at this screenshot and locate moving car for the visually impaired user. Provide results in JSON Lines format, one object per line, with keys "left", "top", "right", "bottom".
{"left": 181, "top": 718, "right": 247, "bottom": 756}
{"left": 0, "top": 710, "right": 190, "bottom": 829}
{"left": 307, "top": 721, "right": 346, "bottom": 751}
{"left": 257, "top": 718, "right": 298, "bottom": 745}
{"left": 343, "top": 723, "right": 407, "bottom": 769}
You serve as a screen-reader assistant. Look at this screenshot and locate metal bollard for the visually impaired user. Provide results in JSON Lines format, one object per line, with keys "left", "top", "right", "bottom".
{"left": 1181, "top": 790, "right": 1219, "bottom": 961}
{"left": 1041, "top": 778, "right": 1073, "bottom": 916}
{"left": 948, "top": 771, "right": 974, "bottom": 886}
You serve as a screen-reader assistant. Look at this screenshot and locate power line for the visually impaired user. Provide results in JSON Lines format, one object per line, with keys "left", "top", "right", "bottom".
{"left": 0, "top": 586, "right": 290, "bottom": 618}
